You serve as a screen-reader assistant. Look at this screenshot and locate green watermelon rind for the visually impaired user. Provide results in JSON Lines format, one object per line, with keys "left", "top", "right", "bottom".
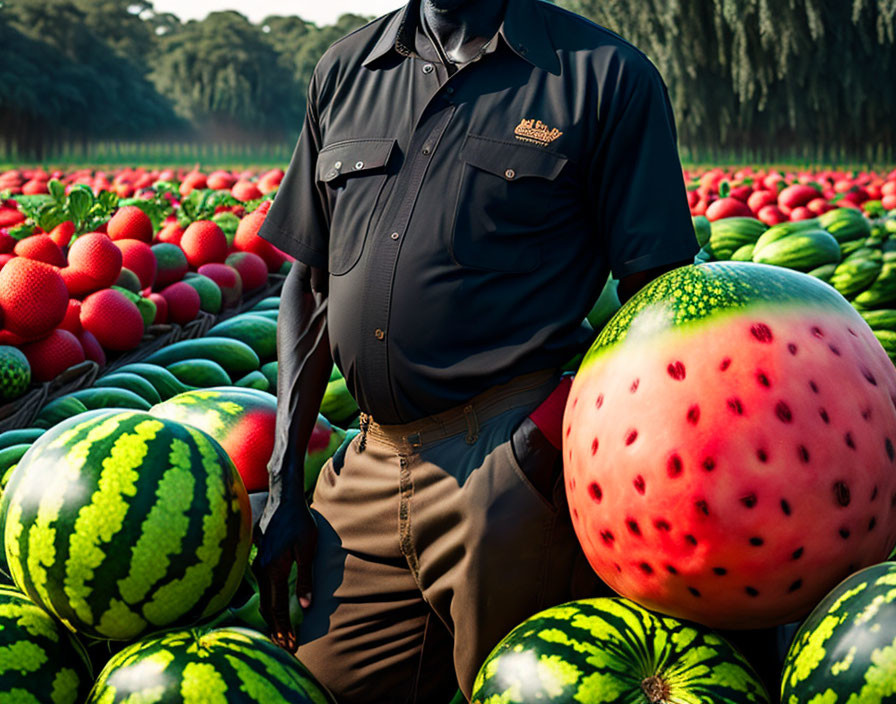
{"left": 472, "top": 597, "right": 770, "bottom": 704}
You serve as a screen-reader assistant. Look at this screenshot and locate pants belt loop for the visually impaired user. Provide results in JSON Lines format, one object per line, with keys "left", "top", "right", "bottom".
{"left": 358, "top": 412, "right": 370, "bottom": 453}
{"left": 463, "top": 404, "right": 479, "bottom": 445}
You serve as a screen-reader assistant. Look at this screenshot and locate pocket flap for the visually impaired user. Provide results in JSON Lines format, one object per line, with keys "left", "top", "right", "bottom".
{"left": 317, "top": 138, "right": 397, "bottom": 182}
{"left": 460, "top": 134, "right": 568, "bottom": 181}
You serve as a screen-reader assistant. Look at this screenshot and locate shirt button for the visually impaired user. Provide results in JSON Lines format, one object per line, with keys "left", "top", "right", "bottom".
{"left": 390, "top": 232, "right": 400, "bottom": 240}
{"left": 422, "top": 146, "right": 431, "bottom": 155}
{"left": 354, "top": 161, "right": 364, "bottom": 170}
{"left": 334, "top": 161, "right": 342, "bottom": 170}
{"left": 375, "top": 328, "right": 386, "bottom": 340}
{"left": 505, "top": 168, "right": 516, "bottom": 180}
{"left": 422, "top": 63, "right": 434, "bottom": 74}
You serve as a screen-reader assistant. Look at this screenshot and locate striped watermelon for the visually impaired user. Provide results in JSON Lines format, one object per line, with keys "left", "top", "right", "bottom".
{"left": 781, "top": 561, "right": 896, "bottom": 703}
{"left": 0, "top": 585, "right": 92, "bottom": 703}
{"left": 472, "top": 597, "right": 770, "bottom": 703}
{"left": 150, "top": 387, "right": 277, "bottom": 493}
{"left": 87, "top": 626, "right": 336, "bottom": 703}
{"left": 1, "top": 409, "right": 252, "bottom": 641}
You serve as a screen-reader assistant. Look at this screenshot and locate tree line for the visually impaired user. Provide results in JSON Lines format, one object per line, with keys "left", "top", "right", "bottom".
{"left": 1, "top": 0, "right": 894, "bottom": 162}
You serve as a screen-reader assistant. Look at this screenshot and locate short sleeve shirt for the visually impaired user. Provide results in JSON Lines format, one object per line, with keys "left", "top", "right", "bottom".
{"left": 259, "top": 0, "right": 699, "bottom": 424}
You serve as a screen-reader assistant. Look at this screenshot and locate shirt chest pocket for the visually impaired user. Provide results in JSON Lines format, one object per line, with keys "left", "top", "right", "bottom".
{"left": 317, "top": 138, "right": 396, "bottom": 275}
{"left": 451, "top": 134, "right": 569, "bottom": 273}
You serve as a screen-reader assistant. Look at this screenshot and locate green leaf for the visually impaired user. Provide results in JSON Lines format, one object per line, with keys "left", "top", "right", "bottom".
{"left": 36, "top": 203, "right": 67, "bottom": 232}
{"left": 47, "top": 179, "right": 65, "bottom": 203}
{"left": 7, "top": 224, "right": 34, "bottom": 241}
{"left": 68, "top": 188, "right": 93, "bottom": 223}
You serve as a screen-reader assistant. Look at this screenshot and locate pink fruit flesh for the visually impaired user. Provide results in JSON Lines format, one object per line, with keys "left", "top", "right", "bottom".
{"left": 564, "top": 308, "right": 896, "bottom": 629}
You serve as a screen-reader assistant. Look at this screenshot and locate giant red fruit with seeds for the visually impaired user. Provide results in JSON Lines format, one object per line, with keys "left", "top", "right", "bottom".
{"left": 114, "top": 239, "right": 157, "bottom": 290}
{"left": 563, "top": 262, "right": 896, "bottom": 630}
{"left": 64, "top": 232, "right": 122, "bottom": 296}
{"left": 0, "top": 258, "right": 68, "bottom": 339}
{"left": 20, "top": 328, "right": 85, "bottom": 382}
{"left": 233, "top": 201, "right": 286, "bottom": 272}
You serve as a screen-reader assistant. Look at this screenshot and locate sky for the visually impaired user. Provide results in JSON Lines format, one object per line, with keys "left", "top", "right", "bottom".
{"left": 151, "top": 0, "right": 405, "bottom": 26}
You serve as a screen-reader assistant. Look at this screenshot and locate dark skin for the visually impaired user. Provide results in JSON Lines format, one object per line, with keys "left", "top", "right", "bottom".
{"left": 255, "top": 0, "right": 693, "bottom": 652}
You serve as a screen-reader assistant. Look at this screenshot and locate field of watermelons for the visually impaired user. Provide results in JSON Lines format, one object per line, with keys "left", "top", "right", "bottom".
{"left": 4, "top": 0, "right": 896, "bottom": 702}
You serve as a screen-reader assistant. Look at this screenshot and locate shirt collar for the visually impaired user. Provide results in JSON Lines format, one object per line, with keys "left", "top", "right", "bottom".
{"left": 363, "top": 0, "right": 560, "bottom": 75}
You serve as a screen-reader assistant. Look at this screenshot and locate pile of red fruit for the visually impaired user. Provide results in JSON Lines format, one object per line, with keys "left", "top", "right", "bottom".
{"left": 0, "top": 169, "right": 289, "bottom": 389}
{"left": 686, "top": 167, "right": 896, "bottom": 225}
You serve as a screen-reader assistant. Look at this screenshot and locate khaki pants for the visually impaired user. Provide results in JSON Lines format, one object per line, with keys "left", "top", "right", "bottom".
{"left": 298, "top": 370, "right": 604, "bottom": 702}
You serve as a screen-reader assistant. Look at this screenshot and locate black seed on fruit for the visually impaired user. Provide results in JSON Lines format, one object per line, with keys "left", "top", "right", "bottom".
{"left": 688, "top": 587, "right": 701, "bottom": 597}
{"left": 639, "top": 562, "right": 654, "bottom": 575}
{"left": 720, "top": 357, "right": 732, "bottom": 371}
{"left": 745, "top": 586, "right": 760, "bottom": 597}
{"left": 887, "top": 438, "right": 894, "bottom": 462}
{"left": 695, "top": 499, "right": 709, "bottom": 516}
{"left": 869, "top": 516, "right": 877, "bottom": 531}
{"left": 809, "top": 380, "right": 819, "bottom": 393}
{"left": 788, "top": 579, "right": 803, "bottom": 593}
{"left": 849, "top": 328, "right": 858, "bottom": 337}
{"left": 829, "top": 344, "right": 841, "bottom": 356}
{"left": 834, "top": 481, "right": 851, "bottom": 507}
{"left": 788, "top": 343, "right": 799, "bottom": 355}
{"left": 757, "top": 449, "right": 769, "bottom": 463}
{"left": 702, "top": 457, "right": 716, "bottom": 472}
{"left": 625, "top": 429, "right": 638, "bottom": 445}
{"left": 601, "top": 530, "right": 615, "bottom": 545}
{"left": 591, "top": 438, "right": 599, "bottom": 455}
{"left": 751, "top": 323, "right": 774, "bottom": 343}
{"left": 572, "top": 508, "right": 579, "bottom": 522}
{"left": 820, "top": 409, "right": 830, "bottom": 424}
{"left": 728, "top": 398, "right": 745, "bottom": 415}
{"left": 667, "top": 454, "right": 683, "bottom": 478}
{"left": 627, "top": 519, "right": 642, "bottom": 536}
{"left": 811, "top": 326, "right": 824, "bottom": 338}
{"left": 776, "top": 401, "right": 793, "bottom": 423}
{"left": 654, "top": 519, "right": 671, "bottom": 532}
{"left": 713, "top": 567, "right": 728, "bottom": 576}
{"left": 668, "top": 361, "right": 686, "bottom": 380}
{"left": 872, "top": 486, "right": 879, "bottom": 501}
{"left": 749, "top": 536, "right": 764, "bottom": 546}
{"left": 685, "top": 534, "right": 698, "bottom": 546}
{"left": 665, "top": 564, "right": 678, "bottom": 575}
{"left": 596, "top": 394, "right": 604, "bottom": 409}
{"left": 863, "top": 407, "right": 873, "bottom": 421}
{"left": 792, "top": 547, "right": 804, "bottom": 560}
{"left": 630, "top": 379, "right": 640, "bottom": 393}
{"left": 798, "top": 445, "right": 810, "bottom": 463}
{"left": 740, "top": 494, "right": 758, "bottom": 508}
{"left": 781, "top": 499, "right": 792, "bottom": 516}
{"left": 687, "top": 405, "right": 700, "bottom": 425}
{"left": 589, "top": 483, "right": 602, "bottom": 503}
{"left": 634, "top": 475, "right": 646, "bottom": 494}
{"left": 566, "top": 426, "right": 572, "bottom": 439}
{"left": 839, "top": 527, "right": 851, "bottom": 539}
{"left": 757, "top": 371, "right": 771, "bottom": 387}
{"left": 615, "top": 563, "right": 622, "bottom": 572}
{"left": 845, "top": 432, "right": 856, "bottom": 450}
{"left": 862, "top": 368, "right": 878, "bottom": 386}
{"left": 570, "top": 477, "right": 576, "bottom": 491}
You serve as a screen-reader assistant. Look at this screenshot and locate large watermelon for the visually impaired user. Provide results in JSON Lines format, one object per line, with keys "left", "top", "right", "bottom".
{"left": 0, "top": 585, "right": 93, "bottom": 703}
{"left": 1, "top": 409, "right": 252, "bottom": 640}
{"left": 150, "top": 387, "right": 277, "bottom": 493}
{"left": 564, "top": 262, "right": 896, "bottom": 629}
{"left": 781, "top": 561, "right": 896, "bottom": 703}
{"left": 472, "top": 597, "right": 770, "bottom": 703}
{"left": 87, "top": 626, "right": 335, "bottom": 703}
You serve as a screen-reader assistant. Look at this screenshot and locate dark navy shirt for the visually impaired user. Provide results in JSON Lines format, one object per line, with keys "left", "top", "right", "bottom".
{"left": 259, "top": 0, "right": 698, "bottom": 424}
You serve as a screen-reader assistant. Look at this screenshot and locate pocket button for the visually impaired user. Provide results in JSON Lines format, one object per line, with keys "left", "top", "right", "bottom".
{"left": 504, "top": 168, "right": 516, "bottom": 180}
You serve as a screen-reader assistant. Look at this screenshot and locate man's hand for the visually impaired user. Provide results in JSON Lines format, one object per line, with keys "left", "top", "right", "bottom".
{"left": 256, "top": 492, "right": 318, "bottom": 652}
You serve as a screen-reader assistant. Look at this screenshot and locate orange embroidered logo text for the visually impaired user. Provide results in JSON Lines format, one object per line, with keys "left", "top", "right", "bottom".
{"left": 514, "top": 118, "right": 563, "bottom": 146}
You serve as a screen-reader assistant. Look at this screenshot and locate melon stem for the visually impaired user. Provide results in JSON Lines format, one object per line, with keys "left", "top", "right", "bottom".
{"left": 641, "top": 675, "right": 670, "bottom": 703}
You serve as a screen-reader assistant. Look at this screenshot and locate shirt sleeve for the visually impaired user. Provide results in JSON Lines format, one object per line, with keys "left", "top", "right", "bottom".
{"left": 258, "top": 70, "right": 330, "bottom": 271}
{"left": 589, "top": 55, "right": 698, "bottom": 280}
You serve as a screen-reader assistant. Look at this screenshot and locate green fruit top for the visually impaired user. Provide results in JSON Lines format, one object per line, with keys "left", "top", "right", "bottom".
{"left": 586, "top": 262, "right": 854, "bottom": 365}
